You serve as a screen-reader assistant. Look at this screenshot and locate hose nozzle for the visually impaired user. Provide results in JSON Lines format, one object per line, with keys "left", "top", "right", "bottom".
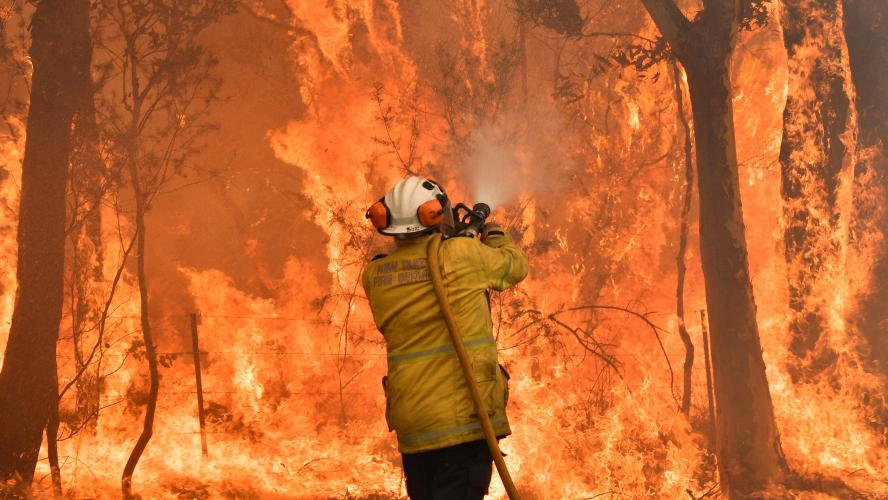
{"left": 473, "top": 203, "right": 491, "bottom": 221}
{"left": 464, "top": 202, "right": 491, "bottom": 237}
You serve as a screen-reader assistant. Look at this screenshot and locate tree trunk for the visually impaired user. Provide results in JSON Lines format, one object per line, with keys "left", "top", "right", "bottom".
{"left": 683, "top": 39, "right": 786, "bottom": 494}
{"left": 120, "top": 128, "right": 160, "bottom": 498}
{"left": 844, "top": 0, "right": 888, "bottom": 151}
{"left": 120, "top": 193, "right": 159, "bottom": 498}
{"left": 672, "top": 59, "right": 695, "bottom": 415}
{"left": 638, "top": 0, "right": 787, "bottom": 493}
{"left": 843, "top": 0, "right": 888, "bottom": 379}
{"left": 46, "top": 368, "right": 62, "bottom": 498}
{"left": 779, "top": 0, "right": 853, "bottom": 381}
{"left": 0, "top": 0, "right": 90, "bottom": 489}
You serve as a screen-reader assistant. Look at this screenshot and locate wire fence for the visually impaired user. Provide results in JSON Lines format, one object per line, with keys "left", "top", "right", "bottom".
{"left": 54, "top": 309, "right": 689, "bottom": 435}
{"left": 55, "top": 310, "right": 680, "bottom": 359}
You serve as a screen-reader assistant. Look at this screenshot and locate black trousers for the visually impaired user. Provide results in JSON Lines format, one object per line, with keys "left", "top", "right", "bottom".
{"left": 402, "top": 440, "right": 493, "bottom": 500}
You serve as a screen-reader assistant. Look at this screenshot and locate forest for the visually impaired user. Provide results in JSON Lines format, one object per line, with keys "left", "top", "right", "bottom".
{"left": 0, "top": 0, "right": 886, "bottom": 498}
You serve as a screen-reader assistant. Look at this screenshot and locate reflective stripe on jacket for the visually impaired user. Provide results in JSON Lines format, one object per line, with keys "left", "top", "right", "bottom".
{"left": 362, "top": 230, "right": 528, "bottom": 454}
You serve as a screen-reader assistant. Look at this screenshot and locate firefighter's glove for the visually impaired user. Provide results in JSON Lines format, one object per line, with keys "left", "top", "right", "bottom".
{"left": 481, "top": 222, "right": 511, "bottom": 247}
{"left": 481, "top": 221, "right": 504, "bottom": 238}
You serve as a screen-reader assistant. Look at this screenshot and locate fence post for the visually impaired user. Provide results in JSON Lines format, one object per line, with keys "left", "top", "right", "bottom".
{"left": 190, "top": 312, "right": 208, "bottom": 457}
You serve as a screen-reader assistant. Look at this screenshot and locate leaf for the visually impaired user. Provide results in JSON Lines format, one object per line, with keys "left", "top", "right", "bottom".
{"left": 517, "top": 0, "right": 585, "bottom": 36}
{"left": 158, "top": 353, "right": 179, "bottom": 368}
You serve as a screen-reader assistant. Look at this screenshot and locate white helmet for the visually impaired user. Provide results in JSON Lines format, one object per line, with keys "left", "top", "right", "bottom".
{"left": 366, "top": 176, "right": 447, "bottom": 236}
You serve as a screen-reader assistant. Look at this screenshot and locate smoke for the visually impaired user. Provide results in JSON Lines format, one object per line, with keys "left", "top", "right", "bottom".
{"left": 466, "top": 125, "right": 523, "bottom": 210}
{"left": 464, "top": 106, "right": 571, "bottom": 211}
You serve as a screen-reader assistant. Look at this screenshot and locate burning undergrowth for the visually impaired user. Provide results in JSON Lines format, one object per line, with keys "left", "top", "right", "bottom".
{"left": 0, "top": 0, "right": 885, "bottom": 498}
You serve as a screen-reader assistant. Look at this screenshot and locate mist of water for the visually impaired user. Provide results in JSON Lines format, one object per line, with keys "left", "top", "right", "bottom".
{"left": 465, "top": 125, "right": 524, "bottom": 210}
{"left": 463, "top": 104, "right": 572, "bottom": 217}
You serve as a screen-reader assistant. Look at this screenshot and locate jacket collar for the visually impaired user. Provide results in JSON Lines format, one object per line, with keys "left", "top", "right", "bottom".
{"left": 394, "top": 233, "right": 435, "bottom": 249}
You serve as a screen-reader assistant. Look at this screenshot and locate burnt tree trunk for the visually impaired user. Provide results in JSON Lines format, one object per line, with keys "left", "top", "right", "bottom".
{"left": 843, "top": 0, "right": 888, "bottom": 379}
{"left": 0, "top": 0, "right": 90, "bottom": 489}
{"left": 120, "top": 160, "right": 159, "bottom": 498}
{"left": 779, "top": 0, "right": 852, "bottom": 381}
{"left": 684, "top": 44, "right": 787, "bottom": 498}
{"left": 46, "top": 368, "right": 62, "bottom": 498}
{"left": 120, "top": 38, "right": 160, "bottom": 495}
{"left": 640, "top": 0, "right": 786, "bottom": 495}
{"left": 672, "top": 59, "right": 695, "bottom": 415}
{"left": 844, "top": 0, "right": 888, "bottom": 158}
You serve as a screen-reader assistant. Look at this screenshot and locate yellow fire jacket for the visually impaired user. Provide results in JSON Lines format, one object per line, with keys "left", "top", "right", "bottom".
{"left": 362, "top": 229, "right": 528, "bottom": 454}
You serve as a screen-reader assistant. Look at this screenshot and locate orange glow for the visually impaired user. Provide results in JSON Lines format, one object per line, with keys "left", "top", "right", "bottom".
{"left": 0, "top": 117, "right": 23, "bottom": 367}
{"left": 0, "top": 1, "right": 886, "bottom": 498}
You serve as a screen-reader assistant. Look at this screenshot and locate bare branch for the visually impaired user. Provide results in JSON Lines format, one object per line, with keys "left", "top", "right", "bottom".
{"left": 58, "top": 230, "right": 138, "bottom": 403}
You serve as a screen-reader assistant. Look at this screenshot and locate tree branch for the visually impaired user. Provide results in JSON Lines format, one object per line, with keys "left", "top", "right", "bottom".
{"left": 638, "top": 0, "right": 690, "bottom": 50}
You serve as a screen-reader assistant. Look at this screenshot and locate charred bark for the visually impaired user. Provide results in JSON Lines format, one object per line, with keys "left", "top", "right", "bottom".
{"left": 640, "top": 0, "right": 786, "bottom": 495}
{"left": 120, "top": 168, "right": 159, "bottom": 499}
{"left": 843, "top": 0, "right": 888, "bottom": 380}
{"left": 844, "top": 1, "right": 888, "bottom": 152}
{"left": 0, "top": 0, "right": 90, "bottom": 489}
{"left": 684, "top": 45, "right": 787, "bottom": 498}
{"left": 779, "top": 0, "right": 852, "bottom": 380}
{"left": 120, "top": 78, "right": 160, "bottom": 500}
{"left": 46, "top": 369, "right": 62, "bottom": 498}
{"left": 672, "top": 59, "right": 695, "bottom": 415}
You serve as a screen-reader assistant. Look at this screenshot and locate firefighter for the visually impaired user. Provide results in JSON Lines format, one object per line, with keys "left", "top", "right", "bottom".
{"left": 362, "top": 176, "right": 528, "bottom": 499}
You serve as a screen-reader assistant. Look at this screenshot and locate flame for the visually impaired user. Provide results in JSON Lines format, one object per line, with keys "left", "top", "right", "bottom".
{"left": 0, "top": 116, "right": 24, "bottom": 367}
{"left": 0, "top": 1, "right": 884, "bottom": 498}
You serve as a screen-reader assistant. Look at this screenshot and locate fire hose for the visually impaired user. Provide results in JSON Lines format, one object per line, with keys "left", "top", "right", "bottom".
{"left": 426, "top": 217, "right": 522, "bottom": 500}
